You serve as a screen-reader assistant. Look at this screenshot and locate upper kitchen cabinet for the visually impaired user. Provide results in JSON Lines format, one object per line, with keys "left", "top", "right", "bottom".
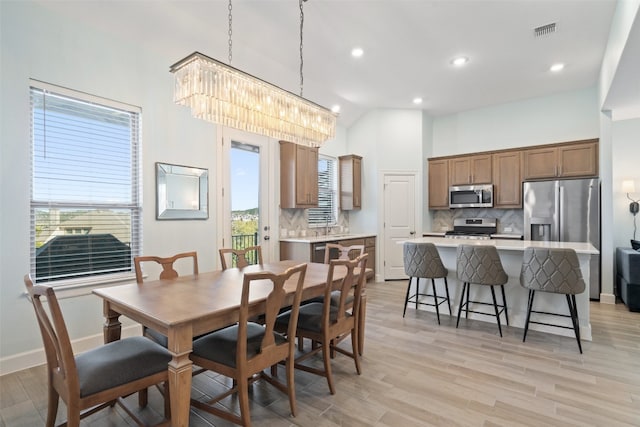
{"left": 339, "top": 154, "right": 362, "bottom": 210}
{"left": 428, "top": 159, "right": 449, "bottom": 209}
{"left": 493, "top": 151, "right": 522, "bottom": 208}
{"left": 523, "top": 139, "right": 598, "bottom": 180}
{"left": 280, "top": 141, "right": 318, "bottom": 208}
{"left": 448, "top": 154, "right": 492, "bottom": 186}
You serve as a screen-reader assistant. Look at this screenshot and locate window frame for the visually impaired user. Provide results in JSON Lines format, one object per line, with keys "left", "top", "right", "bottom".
{"left": 308, "top": 154, "right": 338, "bottom": 228}
{"left": 29, "top": 80, "right": 142, "bottom": 287}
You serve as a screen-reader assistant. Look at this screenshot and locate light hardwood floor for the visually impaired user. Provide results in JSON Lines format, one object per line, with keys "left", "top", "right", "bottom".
{"left": 2, "top": 280, "right": 639, "bottom": 426}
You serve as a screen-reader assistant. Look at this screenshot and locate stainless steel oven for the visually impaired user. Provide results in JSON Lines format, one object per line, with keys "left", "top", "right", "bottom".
{"left": 449, "top": 184, "right": 493, "bottom": 208}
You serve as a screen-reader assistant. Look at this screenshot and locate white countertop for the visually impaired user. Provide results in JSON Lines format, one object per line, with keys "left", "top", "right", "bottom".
{"left": 280, "top": 233, "right": 376, "bottom": 244}
{"left": 401, "top": 236, "right": 599, "bottom": 255}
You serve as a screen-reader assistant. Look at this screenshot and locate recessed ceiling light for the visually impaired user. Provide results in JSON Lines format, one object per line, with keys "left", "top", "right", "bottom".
{"left": 331, "top": 105, "right": 341, "bottom": 113}
{"left": 351, "top": 47, "right": 364, "bottom": 58}
{"left": 451, "top": 56, "right": 469, "bottom": 66}
{"left": 413, "top": 97, "right": 423, "bottom": 105}
{"left": 550, "top": 63, "right": 565, "bottom": 72}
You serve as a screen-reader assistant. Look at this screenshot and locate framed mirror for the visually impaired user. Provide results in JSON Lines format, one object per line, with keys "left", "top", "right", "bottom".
{"left": 156, "top": 162, "right": 208, "bottom": 220}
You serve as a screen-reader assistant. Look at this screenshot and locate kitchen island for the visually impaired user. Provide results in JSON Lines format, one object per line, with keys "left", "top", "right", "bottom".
{"left": 400, "top": 237, "right": 599, "bottom": 340}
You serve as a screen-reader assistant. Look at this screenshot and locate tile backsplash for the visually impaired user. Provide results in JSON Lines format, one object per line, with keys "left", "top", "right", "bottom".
{"left": 279, "top": 209, "right": 349, "bottom": 238}
{"left": 431, "top": 209, "right": 524, "bottom": 235}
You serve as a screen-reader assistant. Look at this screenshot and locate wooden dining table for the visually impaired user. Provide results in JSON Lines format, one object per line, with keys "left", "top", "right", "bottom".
{"left": 92, "top": 260, "right": 349, "bottom": 427}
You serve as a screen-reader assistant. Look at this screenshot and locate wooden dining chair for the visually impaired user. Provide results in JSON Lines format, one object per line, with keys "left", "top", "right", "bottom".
{"left": 24, "top": 275, "right": 171, "bottom": 427}
{"left": 134, "top": 251, "right": 199, "bottom": 346}
{"left": 276, "top": 254, "right": 368, "bottom": 395}
{"left": 219, "top": 245, "right": 263, "bottom": 270}
{"left": 189, "top": 263, "right": 307, "bottom": 427}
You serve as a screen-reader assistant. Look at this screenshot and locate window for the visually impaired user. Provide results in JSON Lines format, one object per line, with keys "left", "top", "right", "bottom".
{"left": 308, "top": 155, "right": 338, "bottom": 227}
{"left": 30, "top": 82, "right": 141, "bottom": 284}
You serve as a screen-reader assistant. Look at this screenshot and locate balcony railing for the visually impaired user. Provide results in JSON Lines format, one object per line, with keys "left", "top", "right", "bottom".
{"left": 229, "top": 232, "right": 259, "bottom": 266}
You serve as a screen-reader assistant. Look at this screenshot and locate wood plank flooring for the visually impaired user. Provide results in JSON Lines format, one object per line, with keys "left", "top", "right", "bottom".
{"left": 2, "top": 280, "right": 639, "bottom": 426}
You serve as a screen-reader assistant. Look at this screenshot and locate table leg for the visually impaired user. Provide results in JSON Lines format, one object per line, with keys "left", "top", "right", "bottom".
{"left": 167, "top": 325, "right": 193, "bottom": 427}
{"left": 102, "top": 301, "right": 121, "bottom": 343}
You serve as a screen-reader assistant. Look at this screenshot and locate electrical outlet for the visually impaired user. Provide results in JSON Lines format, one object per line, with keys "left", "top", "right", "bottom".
{"left": 504, "top": 227, "right": 513, "bottom": 232}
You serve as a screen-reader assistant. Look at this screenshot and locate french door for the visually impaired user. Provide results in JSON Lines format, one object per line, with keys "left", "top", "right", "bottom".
{"left": 216, "top": 127, "right": 276, "bottom": 264}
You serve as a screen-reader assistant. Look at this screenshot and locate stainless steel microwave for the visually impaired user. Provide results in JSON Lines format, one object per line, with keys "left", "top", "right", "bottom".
{"left": 449, "top": 184, "right": 493, "bottom": 208}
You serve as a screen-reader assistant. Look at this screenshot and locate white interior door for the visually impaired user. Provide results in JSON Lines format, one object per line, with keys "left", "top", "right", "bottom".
{"left": 217, "top": 127, "right": 276, "bottom": 264}
{"left": 383, "top": 174, "right": 416, "bottom": 280}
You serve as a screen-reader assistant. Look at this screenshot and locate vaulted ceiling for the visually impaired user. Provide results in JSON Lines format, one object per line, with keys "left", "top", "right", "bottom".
{"left": 38, "top": 0, "right": 636, "bottom": 127}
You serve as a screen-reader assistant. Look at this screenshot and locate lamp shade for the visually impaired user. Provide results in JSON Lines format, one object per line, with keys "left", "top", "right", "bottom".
{"left": 622, "top": 180, "right": 636, "bottom": 194}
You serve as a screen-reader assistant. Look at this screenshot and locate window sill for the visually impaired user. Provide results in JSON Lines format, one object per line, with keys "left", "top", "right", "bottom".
{"left": 25, "top": 272, "right": 137, "bottom": 300}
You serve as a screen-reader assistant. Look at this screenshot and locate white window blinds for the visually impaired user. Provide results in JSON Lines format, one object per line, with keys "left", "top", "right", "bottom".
{"left": 30, "top": 83, "right": 141, "bottom": 284}
{"left": 308, "top": 155, "right": 338, "bottom": 227}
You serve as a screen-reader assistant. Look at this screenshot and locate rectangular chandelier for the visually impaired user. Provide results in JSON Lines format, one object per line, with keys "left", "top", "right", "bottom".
{"left": 170, "top": 52, "right": 337, "bottom": 147}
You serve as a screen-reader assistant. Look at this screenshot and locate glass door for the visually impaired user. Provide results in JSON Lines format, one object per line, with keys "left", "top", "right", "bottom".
{"left": 217, "top": 127, "right": 275, "bottom": 265}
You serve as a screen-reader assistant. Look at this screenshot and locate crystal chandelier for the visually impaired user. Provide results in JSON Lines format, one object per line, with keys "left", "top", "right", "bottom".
{"left": 170, "top": 1, "right": 336, "bottom": 147}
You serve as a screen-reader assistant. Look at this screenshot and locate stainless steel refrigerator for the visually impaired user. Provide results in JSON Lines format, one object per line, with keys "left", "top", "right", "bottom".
{"left": 523, "top": 178, "right": 600, "bottom": 300}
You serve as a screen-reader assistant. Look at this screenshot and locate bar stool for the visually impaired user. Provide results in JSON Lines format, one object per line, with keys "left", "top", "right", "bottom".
{"left": 520, "top": 247, "right": 585, "bottom": 353}
{"left": 456, "top": 244, "right": 509, "bottom": 336}
{"left": 403, "top": 241, "right": 451, "bottom": 324}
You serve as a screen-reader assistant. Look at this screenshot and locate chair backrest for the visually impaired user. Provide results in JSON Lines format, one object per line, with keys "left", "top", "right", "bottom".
{"left": 323, "top": 243, "right": 365, "bottom": 264}
{"left": 520, "top": 247, "right": 585, "bottom": 295}
{"left": 322, "top": 254, "right": 368, "bottom": 326}
{"left": 456, "top": 244, "right": 507, "bottom": 285}
{"left": 403, "top": 241, "right": 447, "bottom": 278}
{"left": 24, "top": 275, "right": 80, "bottom": 395}
{"left": 134, "top": 251, "right": 198, "bottom": 283}
{"left": 219, "top": 245, "right": 263, "bottom": 270}
{"left": 236, "top": 263, "right": 307, "bottom": 366}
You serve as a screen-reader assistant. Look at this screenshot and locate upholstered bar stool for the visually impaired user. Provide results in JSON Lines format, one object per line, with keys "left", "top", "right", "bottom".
{"left": 520, "top": 247, "right": 585, "bottom": 353}
{"left": 456, "top": 244, "right": 509, "bottom": 336}
{"left": 403, "top": 241, "right": 451, "bottom": 324}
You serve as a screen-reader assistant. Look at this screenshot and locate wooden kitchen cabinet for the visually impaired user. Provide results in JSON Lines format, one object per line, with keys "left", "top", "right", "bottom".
{"left": 493, "top": 150, "right": 522, "bottom": 208}
{"left": 449, "top": 154, "right": 492, "bottom": 185}
{"left": 523, "top": 139, "right": 598, "bottom": 180}
{"left": 339, "top": 154, "right": 362, "bottom": 210}
{"left": 428, "top": 159, "right": 449, "bottom": 209}
{"left": 280, "top": 141, "right": 318, "bottom": 208}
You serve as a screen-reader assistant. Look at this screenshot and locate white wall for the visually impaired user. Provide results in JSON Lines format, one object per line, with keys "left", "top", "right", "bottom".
{"left": 0, "top": 2, "right": 219, "bottom": 372}
{"left": 612, "top": 118, "right": 640, "bottom": 248}
{"left": 432, "top": 87, "right": 600, "bottom": 156}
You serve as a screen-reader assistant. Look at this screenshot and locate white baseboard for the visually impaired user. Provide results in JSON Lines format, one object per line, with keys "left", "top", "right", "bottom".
{"left": 0, "top": 325, "right": 141, "bottom": 377}
{"left": 599, "top": 293, "right": 616, "bottom": 304}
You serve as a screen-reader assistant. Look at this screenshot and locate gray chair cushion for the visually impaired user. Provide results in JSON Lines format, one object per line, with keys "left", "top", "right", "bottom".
{"left": 276, "top": 302, "right": 343, "bottom": 333}
{"left": 404, "top": 242, "right": 447, "bottom": 279}
{"left": 191, "top": 323, "right": 286, "bottom": 368}
{"left": 520, "top": 247, "right": 585, "bottom": 294}
{"left": 75, "top": 336, "right": 171, "bottom": 398}
{"left": 144, "top": 327, "right": 168, "bottom": 348}
{"left": 456, "top": 245, "right": 507, "bottom": 286}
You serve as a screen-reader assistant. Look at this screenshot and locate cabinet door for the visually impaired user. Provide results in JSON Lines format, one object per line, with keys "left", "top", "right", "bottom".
{"left": 470, "top": 154, "right": 492, "bottom": 184}
{"left": 294, "top": 145, "right": 318, "bottom": 207}
{"left": 449, "top": 157, "right": 471, "bottom": 185}
{"left": 428, "top": 159, "right": 449, "bottom": 209}
{"left": 339, "top": 155, "right": 362, "bottom": 210}
{"left": 559, "top": 141, "right": 598, "bottom": 178}
{"left": 493, "top": 151, "right": 522, "bottom": 208}
{"left": 523, "top": 147, "right": 558, "bottom": 180}
{"left": 353, "top": 157, "right": 362, "bottom": 208}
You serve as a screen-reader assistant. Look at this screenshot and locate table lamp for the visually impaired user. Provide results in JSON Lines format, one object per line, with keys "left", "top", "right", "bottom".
{"left": 622, "top": 180, "right": 639, "bottom": 241}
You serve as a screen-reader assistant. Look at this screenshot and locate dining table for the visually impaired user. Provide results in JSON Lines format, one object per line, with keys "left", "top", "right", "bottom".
{"left": 92, "top": 260, "right": 351, "bottom": 427}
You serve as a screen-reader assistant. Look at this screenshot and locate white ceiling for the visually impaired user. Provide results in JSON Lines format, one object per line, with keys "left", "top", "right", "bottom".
{"left": 38, "top": 0, "right": 627, "bottom": 127}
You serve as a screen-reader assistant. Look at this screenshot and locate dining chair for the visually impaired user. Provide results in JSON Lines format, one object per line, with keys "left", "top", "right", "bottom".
{"left": 276, "top": 254, "right": 368, "bottom": 395}
{"left": 520, "top": 247, "right": 585, "bottom": 353}
{"left": 219, "top": 245, "right": 263, "bottom": 270}
{"left": 323, "top": 243, "right": 367, "bottom": 355}
{"left": 24, "top": 274, "right": 171, "bottom": 427}
{"left": 189, "top": 263, "right": 308, "bottom": 427}
{"left": 134, "top": 251, "right": 199, "bottom": 347}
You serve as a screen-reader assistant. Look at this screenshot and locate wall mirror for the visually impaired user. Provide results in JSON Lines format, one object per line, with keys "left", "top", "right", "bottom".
{"left": 156, "top": 162, "right": 208, "bottom": 220}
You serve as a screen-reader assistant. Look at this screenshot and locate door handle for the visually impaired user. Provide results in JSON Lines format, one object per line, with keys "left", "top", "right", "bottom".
{"left": 409, "top": 231, "right": 416, "bottom": 235}
{"left": 264, "top": 236, "right": 270, "bottom": 241}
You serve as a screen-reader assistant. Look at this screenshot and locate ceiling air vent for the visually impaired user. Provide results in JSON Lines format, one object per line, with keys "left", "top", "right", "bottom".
{"left": 534, "top": 22, "right": 556, "bottom": 37}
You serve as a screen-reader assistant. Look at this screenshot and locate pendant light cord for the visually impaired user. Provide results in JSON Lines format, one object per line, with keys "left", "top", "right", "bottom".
{"left": 228, "top": 0, "right": 233, "bottom": 63}
{"left": 299, "top": 0, "right": 307, "bottom": 97}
